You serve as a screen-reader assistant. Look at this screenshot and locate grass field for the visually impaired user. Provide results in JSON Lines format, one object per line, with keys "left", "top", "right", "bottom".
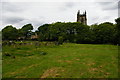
{"left": 2, "top": 42, "right": 118, "bottom": 78}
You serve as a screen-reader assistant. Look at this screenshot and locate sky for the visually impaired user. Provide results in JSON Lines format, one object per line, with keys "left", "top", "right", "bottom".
{"left": 0, "top": 0, "right": 119, "bottom": 31}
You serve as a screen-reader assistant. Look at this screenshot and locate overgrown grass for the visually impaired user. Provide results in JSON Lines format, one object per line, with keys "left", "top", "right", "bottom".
{"left": 2, "top": 42, "right": 118, "bottom": 78}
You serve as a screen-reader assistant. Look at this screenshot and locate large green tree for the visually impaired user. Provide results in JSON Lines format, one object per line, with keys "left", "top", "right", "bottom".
{"left": 2, "top": 25, "right": 18, "bottom": 40}
{"left": 38, "top": 24, "right": 51, "bottom": 41}
{"left": 20, "top": 24, "right": 33, "bottom": 39}
{"left": 75, "top": 22, "right": 91, "bottom": 43}
{"left": 115, "top": 17, "right": 120, "bottom": 45}
{"left": 93, "top": 22, "right": 115, "bottom": 44}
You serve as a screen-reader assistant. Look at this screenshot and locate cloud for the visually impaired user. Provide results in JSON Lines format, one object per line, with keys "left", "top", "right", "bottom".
{"left": 97, "top": 2, "right": 118, "bottom": 10}
{"left": 0, "top": 1, "right": 118, "bottom": 31}
{"left": 1, "top": 0, "right": 119, "bottom": 2}
{"left": 118, "top": 1, "right": 120, "bottom": 8}
{"left": 97, "top": 2, "right": 113, "bottom": 5}
{"left": 3, "top": 16, "right": 25, "bottom": 24}
{"left": 2, "top": 2, "right": 26, "bottom": 13}
{"left": 65, "top": 2, "right": 75, "bottom": 8}
{"left": 91, "top": 16, "right": 100, "bottom": 21}
{"left": 118, "top": 1, "right": 120, "bottom": 17}
{"left": 103, "top": 16, "right": 111, "bottom": 20}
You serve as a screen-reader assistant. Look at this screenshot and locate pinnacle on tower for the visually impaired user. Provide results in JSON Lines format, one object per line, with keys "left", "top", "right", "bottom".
{"left": 77, "top": 10, "right": 80, "bottom": 15}
{"left": 78, "top": 10, "right": 80, "bottom": 14}
{"left": 85, "top": 10, "right": 86, "bottom": 15}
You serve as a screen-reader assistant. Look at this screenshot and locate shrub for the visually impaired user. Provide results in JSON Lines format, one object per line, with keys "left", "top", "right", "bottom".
{"left": 58, "top": 36, "right": 64, "bottom": 45}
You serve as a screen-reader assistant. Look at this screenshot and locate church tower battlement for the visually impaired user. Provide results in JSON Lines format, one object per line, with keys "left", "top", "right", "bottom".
{"left": 77, "top": 10, "right": 87, "bottom": 25}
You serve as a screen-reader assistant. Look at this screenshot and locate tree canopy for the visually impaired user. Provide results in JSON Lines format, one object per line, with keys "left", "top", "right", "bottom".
{"left": 1, "top": 18, "right": 119, "bottom": 45}
{"left": 2, "top": 25, "right": 18, "bottom": 40}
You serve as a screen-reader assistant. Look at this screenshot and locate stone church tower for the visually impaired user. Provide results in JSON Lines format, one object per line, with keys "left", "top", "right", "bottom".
{"left": 77, "top": 10, "right": 87, "bottom": 25}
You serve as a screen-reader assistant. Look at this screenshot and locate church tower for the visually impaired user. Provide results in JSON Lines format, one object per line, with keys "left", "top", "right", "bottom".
{"left": 77, "top": 10, "right": 87, "bottom": 25}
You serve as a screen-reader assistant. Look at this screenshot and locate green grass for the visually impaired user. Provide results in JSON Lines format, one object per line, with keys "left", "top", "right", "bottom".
{"left": 2, "top": 42, "right": 118, "bottom": 78}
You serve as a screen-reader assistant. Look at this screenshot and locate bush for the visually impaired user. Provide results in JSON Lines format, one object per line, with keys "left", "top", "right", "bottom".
{"left": 58, "top": 36, "right": 64, "bottom": 45}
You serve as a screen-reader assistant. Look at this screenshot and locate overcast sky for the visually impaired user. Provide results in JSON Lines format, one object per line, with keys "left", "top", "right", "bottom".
{"left": 0, "top": 0, "right": 119, "bottom": 31}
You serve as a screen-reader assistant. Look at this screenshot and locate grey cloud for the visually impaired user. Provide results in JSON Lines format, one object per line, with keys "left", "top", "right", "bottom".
{"left": 97, "top": 2, "right": 118, "bottom": 10}
{"left": 92, "top": 17, "right": 99, "bottom": 21}
{"left": 97, "top": 2, "right": 113, "bottom": 5}
{"left": 103, "top": 5, "right": 117, "bottom": 10}
{"left": 103, "top": 16, "right": 111, "bottom": 20}
{"left": 2, "top": 2, "right": 26, "bottom": 13}
{"left": 118, "top": 1, "right": 120, "bottom": 8}
{"left": 118, "top": 1, "right": 120, "bottom": 17}
{"left": 3, "top": 16, "right": 25, "bottom": 24}
{"left": 59, "top": 2, "right": 75, "bottom": 11}
{"left": 65, "top": 2, "right": 75, "bottom": 8}
{"left": 0, "top": 2, "right": 118, "bottom": 30}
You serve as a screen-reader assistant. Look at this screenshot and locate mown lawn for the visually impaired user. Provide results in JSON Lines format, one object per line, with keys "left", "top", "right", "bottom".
{"left": 2, "top": 42, "right": 118, "bottom": 78}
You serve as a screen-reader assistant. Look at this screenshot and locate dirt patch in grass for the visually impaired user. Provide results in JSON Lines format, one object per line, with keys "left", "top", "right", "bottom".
{"left": 89, "top": 68, "right": 98, "bottom": 72}
{"left": 58, "top": 60, "right": 72, "bottom": 64}
{"left": 104, "top": 72, "right": 111, "bottom": 75}
{"left": 64, "top": 60, "right": 72, "bottom": 63}
{"left": 9, "top": 64, "right": 39, "bottom": 76}
{"left": 41, "top": 67, "right": 65, "bottom": 78}
{"left": 10, "top": 67, "right": 27, "bottom": 75}
{"left": 26, "top": 51, "right": 32, "bottom": 53}
{"left": 87, "top": 62, "right": 95, "bottom": 66}
{"left": 15, "top": 76, "right": 27, "bottom": 78}
{"left": 76, "top": 59, "right": 80, "bottom": 61}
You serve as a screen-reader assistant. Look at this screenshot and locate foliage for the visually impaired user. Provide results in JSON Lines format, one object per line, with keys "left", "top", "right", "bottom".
{"left": 1, "top": 18, "right": 119, "bottom": 45}
{"left": 20, "top": 24, "right": 33, "bottom": 39}
{"left": 92, "top": 22, "right": 115, "bottom": 44}
{"left": 2, "top": 25, "right": 18, "bottom": 40}
{"left": 115, "top": 17, "right": 120, "bottom": 45}
{"left": 38, "top": 24, "right": 51, "bottom": 41}
{"left": 58, "top": 36, "right": 64, "bottom": 45}
{"left": 2, "top": 24, "right": 33, "bottom": 40}
{"left": 37, "top": 21, "right": 117, "bottom": 44}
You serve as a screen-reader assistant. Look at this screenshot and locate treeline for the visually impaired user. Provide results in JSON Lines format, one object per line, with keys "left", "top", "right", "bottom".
{"left": 2, "top": 17, "right": 120, "bottom": 45}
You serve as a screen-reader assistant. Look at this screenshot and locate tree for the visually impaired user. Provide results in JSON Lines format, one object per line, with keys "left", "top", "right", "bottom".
{"left": 74, "top": 22, "right": 91, "bottom": 43}
{"left": 93, "top": 22, "right": 115, "bottom": 44}
{"left": 0, "top": 31, "right": 2, "bottom": 42}
{"left": 36, "top": 21, "right": 116, "bottom": 44}
{"left": 20, "top": 24, "right": 33, "bottom": 39}
{"left": 115, "top": 17, "right": 120, "bottom": 45}
{"left": 38, "top": 24, "right": 51, "bottom": 41}
{"left": 58, "top": 36, "right": 64, "bottom": 45}
{"left": 2, "top": 25, "right": 18, "bottom": 40}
